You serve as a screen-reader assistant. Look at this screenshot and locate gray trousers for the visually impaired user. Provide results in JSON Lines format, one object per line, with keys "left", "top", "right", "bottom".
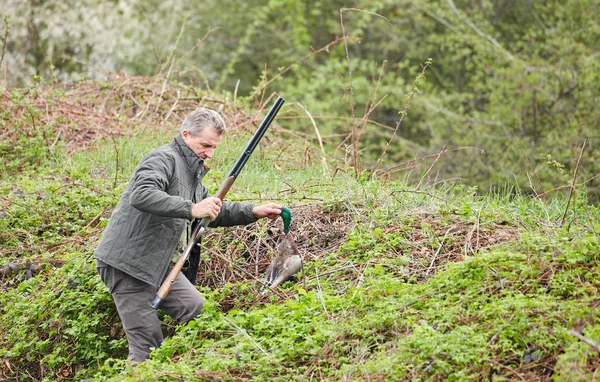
{"left": 96, "top": 260, "right": 205, "bottom": 362}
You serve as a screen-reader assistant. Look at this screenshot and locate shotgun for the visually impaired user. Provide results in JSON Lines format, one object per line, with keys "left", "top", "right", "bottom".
{"left": 151, "top": 96, "right": 285, "bottom": 309}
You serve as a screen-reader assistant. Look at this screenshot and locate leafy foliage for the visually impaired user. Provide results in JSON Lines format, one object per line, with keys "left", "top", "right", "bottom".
{"left": 2, "top": 0, "right": 599, "bottom": 200}
{"left": 1, "top": 70, "right": 599, "bottom": 381}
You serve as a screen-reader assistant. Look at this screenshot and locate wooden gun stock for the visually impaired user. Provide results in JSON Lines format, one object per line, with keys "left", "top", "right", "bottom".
{"left": 214, "top": 176, "right": 235, "bottom": 200}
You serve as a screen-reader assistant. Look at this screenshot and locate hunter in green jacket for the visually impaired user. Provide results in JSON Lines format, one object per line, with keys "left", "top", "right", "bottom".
{"left": 94, "top": 108, "right": 281, "bottom": 362}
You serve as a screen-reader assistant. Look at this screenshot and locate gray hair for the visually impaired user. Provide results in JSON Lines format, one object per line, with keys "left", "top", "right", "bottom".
{"left": 180, "top": 108, "right": 226, "bottom": 136}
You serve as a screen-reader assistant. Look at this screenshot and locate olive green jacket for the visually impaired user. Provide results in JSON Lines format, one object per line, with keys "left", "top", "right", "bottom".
{"left": 94, "top": 135, "right": 257, "bottom": 287}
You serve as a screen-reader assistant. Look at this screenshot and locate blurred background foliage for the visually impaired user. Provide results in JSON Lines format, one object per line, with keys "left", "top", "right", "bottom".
{"left": 2, "top": 0, "right": 599, "bottom": 200}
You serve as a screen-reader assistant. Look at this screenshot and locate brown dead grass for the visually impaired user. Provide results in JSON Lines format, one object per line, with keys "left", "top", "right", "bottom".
{"left": 1, "top": 75, "right": 283, "bottom": 155}
{"left": 197, "top": 203, "right": 519, "bottom": 310}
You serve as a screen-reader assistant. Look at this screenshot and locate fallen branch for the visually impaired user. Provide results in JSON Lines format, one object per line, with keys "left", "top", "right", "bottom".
{"left": 568, "top": 329, "right": 600, "bottom": 352}
{"left": 489, "top": 359, "right": 526, "bottom": 381}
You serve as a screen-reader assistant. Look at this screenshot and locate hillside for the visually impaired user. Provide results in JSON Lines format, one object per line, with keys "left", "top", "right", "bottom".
{"left": 0, "top": 79, "right": 599, "bottom": 381}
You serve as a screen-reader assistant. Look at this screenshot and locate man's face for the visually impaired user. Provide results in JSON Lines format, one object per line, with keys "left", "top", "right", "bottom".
{"left": 181, "top": 127, "right": 223, "bottom": 160}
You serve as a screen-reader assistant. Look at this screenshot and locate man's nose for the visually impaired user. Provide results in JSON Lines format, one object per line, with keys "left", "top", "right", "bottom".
{"left": 204, "top": 149, "right": 213, "bottom": 159}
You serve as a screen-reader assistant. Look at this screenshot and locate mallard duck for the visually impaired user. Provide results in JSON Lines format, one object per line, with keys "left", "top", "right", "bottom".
{"left": 261, "top": 207, "right": 303, "bottom": 294}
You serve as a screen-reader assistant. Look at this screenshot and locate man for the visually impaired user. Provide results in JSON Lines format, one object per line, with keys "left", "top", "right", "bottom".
{"left": 94, "top": 108, "right": 281, "bottom": 362}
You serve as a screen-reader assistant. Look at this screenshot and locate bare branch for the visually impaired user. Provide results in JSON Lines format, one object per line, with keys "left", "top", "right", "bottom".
{"left": 340, "top": 8, "right": 391, "bottom": 174}
{"left": 511, "top": 130, "right": 544, "bottom": 198}
{"left": 446, "top": 0, "right": 515, "bottom": 61}
{"left": 294, "top": 102, "right": 330, "bottom": 175}
{"left": 561, "top": 137, "right": 587, "bottom": 226}
{"left": 568, "top": 329, "right": 600, "bottom": 352}
{"left": 371, "top": 58, "right": 433, "bottom": 174}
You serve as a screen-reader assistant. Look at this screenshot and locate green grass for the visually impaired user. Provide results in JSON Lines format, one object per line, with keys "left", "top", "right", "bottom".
{"left": 1, "top": 85, "right": 599, "bottom": 381}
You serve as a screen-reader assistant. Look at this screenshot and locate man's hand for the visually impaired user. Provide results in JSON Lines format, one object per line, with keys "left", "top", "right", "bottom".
{"left": 192, "top": 197, "right": 222, "bottom": 221}
{"left": 253, "top": 203, "right": 282, "bottom": 220}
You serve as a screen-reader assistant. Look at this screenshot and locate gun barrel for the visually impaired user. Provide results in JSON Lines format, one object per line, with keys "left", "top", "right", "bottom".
{"left": 229, "top": 97, "right": 285, "bottom": 178}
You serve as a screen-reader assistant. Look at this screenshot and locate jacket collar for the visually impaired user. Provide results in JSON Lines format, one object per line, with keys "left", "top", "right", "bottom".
{"left": 171, "top": 134, "right": 205, "bottom": 175}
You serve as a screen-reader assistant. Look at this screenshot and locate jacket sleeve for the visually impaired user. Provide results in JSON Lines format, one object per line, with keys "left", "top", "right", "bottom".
{"left": 209, "top": 201, "right": 258, "bottom": 227}
{"left": 195, "top": 173, "right": 258, "bottom": 227}
{"left": 129, "top": 151, "right": 193, "bottom": 219}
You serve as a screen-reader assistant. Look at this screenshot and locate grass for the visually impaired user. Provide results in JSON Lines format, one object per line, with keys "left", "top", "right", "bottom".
{"left": 0, "top": 82, "right": 598, "bottom": 381}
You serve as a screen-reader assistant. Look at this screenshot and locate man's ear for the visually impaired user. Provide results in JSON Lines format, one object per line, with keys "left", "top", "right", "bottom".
{"left": 181, "top": 130, "right": 189, "bottom": 139}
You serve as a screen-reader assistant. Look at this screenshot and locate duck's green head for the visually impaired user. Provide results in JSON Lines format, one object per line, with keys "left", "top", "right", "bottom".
{"left": 280, "top": 206, "right": 292, "bottom": 234}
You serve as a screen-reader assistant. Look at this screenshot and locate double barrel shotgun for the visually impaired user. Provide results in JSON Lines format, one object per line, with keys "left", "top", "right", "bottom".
{"left": 151, "top": 96, "right": 285, "bottom": 309}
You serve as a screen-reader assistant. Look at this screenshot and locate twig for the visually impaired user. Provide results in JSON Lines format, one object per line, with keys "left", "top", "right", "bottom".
{"left": 315, "top": 268, "right": 331, "bottom": 319}
{"left": 73, "top": 212, "right": 103, "bottom": 238}
{"left": 391, "top": 190, "right": 447, "bottom": 202}
{"left": 511, "top": 129, "right": 544, "bottom": 198}
{"left": 426, "top": 226, "right": 453, "bottom": 275}
{"left": 1, "top": 16, "right": 10, "bottom": 83}
{"left": 135, "top": 3, "right": 160, "bottom": 66}
{"left": 209, "top": 248, "right": 285, "bottom": 299}
{"left": 249, "top": 36, "right": 353, "bottom": 98}
{"left": 279, "top": 114, "right": 413, "bottom": 134}
{"left": 339, "top": 8, "right": 391, "bottom": 173}
{"left": 173, "top": 27, "right": 215, "bottom": 68}
{"left": 294, "top": 102, "right": 330, "bottom": 175}
{"left": 412, "top": 2, "right": 457, "bottom": 32}
{"left": 25, "top": 14, "right": 55, "bottom": 82}
{"left": 474, "top": 208, "right": 481, "bottom": 252}
{"left": 363, "top": 60, "right": 387, "bottom": 121}
{"left": 335, "top": 93, "right": 388, "bottom": 152}
{"left": 111, "top": 137, "right": 120, "bottom": 189}
{"left": 568, "top": 329, "right": 600, "bottom": 352}
{"left": 258, "top": 90, "right": 277, "bottom": 117}
{"left": 222, "top": 316, "right": 269, "bottom": 356}
{"left": 354, "top": 61, "right": 388, "bottom": 146}
{"left": 381, "top": 146, "right": 483, "bottom": 175}
{"left": 572, "top": 122, "right": 583, "bottom": 168}
{"left": 372, "top": 58, "right": 432, "bottom": 174}
{"left": 486, "top": 312, "right": 516, "bottom": 346}
{"left": 153, "top": 19, "right": 187, "bottom": 117}
{"left": 489, "top": 359, "right": 526, "bottom": 381}
{"left": 163, "top": 89, "right": 180, "bottom": 122}
{"left": 446, "top": 0, "right": 515, "bottom": 61}
{"left": 308, "top": 264, "right": 360, "bottom": 279}
{"left": 537, "top": 171, "right": 600, "bottom": 198}
{"left": 233, "top": 79, "right": 240, "bottom": 106}
{"left": 464, "top": 209, "right": 482, "bottom": 256}
{"left": 418, "top": 146, "right": 445, "bottom": 189}
{"left": 136, "top": 88, "right": 155, "bottom": 122}
{"left": 561, "top": 137, "right": 587, "bottom": 226}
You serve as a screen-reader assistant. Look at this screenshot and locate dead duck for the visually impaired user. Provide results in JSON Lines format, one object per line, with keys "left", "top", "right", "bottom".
{"left": 261, "top": 207, "right": 303, "bottom": 294}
